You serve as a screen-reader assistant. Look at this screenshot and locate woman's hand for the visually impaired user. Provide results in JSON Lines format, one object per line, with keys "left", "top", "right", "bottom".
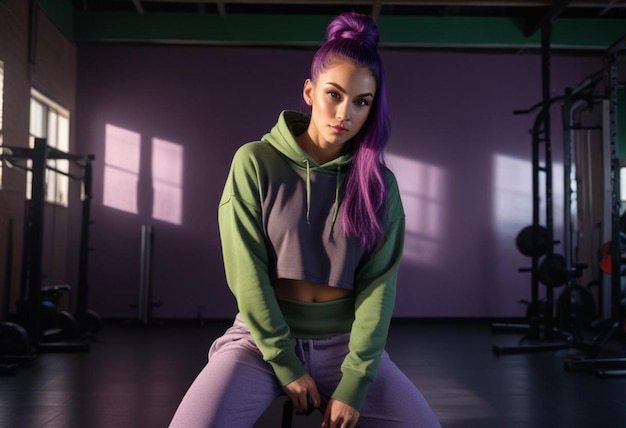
{"left": 282, "top": 374, "right": 321, "bottom": 414}
{"left": 322, "top": 398, "right": 360, "bottom": 428}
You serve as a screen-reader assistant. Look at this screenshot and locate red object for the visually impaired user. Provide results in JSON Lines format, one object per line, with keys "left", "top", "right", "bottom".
{"left": 599, "top": 241, "right": 612, "bottom": 274}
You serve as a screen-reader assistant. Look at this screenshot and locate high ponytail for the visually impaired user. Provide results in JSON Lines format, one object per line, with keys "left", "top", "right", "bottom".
{"left": 326, "top": 12, "right": 379, "bottom": 48}
{"left": 310, "top": 12, "right": 390, "bottom": 250}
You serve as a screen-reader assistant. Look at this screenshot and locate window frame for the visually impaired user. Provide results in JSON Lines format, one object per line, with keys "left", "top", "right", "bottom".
{"left": 28, "top": 88, "right": 71, "bottom": 206}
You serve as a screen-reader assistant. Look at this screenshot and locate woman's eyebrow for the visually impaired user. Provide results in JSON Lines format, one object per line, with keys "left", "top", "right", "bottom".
{"left": 324, "top": 82, "right": 374, "bottom": 98}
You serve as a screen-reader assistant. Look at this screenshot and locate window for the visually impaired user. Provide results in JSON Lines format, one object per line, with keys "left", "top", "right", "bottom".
{"left": 29, "top": 89, "right": 70, "bottom": 205}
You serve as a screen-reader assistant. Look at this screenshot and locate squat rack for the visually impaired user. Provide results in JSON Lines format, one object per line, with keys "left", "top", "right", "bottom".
{"left": 0, "top": 138, "right": 97, "bottom": 353}
{"left": 492, "top": 19, "right": 573, "bottom": 354}
{"left": 494, "top": 27, "right": 626, "bottom": 357}
{"left": 563, "top": 33, "right": 626, "bottom": 374}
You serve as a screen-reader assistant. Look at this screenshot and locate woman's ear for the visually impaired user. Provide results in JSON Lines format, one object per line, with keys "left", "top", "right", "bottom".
{"left": 303, "top": 79, "right": 313, "bottom": 105}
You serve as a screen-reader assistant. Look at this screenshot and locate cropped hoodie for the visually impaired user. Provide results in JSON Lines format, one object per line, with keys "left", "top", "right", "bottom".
{"left": 218, "top": 110, "right": 405, "bottom": 410}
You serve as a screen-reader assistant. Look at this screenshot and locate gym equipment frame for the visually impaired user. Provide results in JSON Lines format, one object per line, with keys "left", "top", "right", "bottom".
{"left": 562, "top": 33, "right": 626, "bottom": 376}
{"left": 0, "top": 138, "right": 99, "bottom": 357}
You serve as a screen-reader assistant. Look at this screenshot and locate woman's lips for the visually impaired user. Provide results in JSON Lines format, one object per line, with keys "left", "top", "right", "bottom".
{"left": 330, "top": 125, "right": 348, "bottom": 133}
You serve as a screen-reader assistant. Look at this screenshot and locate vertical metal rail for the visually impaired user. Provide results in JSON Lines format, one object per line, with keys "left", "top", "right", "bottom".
{"left": 607, "top": 50, "right": 622, "bottom": 328}
{"left": 562, "top": 93, "right": 600, "bottom": 290}
{"left": 561, "top": 90, "right": 600, "bottom": 343}
{"left": 562, "top": 88, "right": 576, "bottom": 339}
{"left": 22, "top": 138, "right": 47, "bottom": 348}
{"left": 138, "top": 225, "right": 154, "bottom": 325}
{"left": 542, "top": 20, "right": 557, "bottom": 341}
{"left": 523, "top": 19, "right": 557, "bottom": 342}
{"left": 76, "top": 156, "right": 94, "bottom": 320}
{"left": 562, "top": 89, "right": 573, "bottom": 291}
{"left": 601, "top": 99, "right": 613, "bottom": 320}
{"left": 529, "top": 110, "right": 544, "bottom": 340}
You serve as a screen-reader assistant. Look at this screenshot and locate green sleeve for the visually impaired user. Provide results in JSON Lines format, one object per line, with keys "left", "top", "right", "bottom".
{"left": 331, "top": 173, "right": 405, "bottom": 411}
{"left": 218, "top": 144, "right": 306, "bottom": 386}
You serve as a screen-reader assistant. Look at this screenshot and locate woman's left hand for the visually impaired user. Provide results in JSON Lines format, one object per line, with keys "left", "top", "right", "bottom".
{"left": 321, "top": 398, "right": 360, "bottom": 428}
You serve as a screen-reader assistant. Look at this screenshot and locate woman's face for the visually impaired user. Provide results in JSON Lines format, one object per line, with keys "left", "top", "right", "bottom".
{"left": 303, "top": 61, "right": 376, "bottom": 154}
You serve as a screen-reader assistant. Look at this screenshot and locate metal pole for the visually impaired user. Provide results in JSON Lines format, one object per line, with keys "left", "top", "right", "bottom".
{"left": 76, "top": 156, "right": 94, "bottom": 318}
{"left": 138, "top": 225, "right": 154, "bottom": 325}
{"left": 607, "top": 52, "right": 622, "bottom": 324}
{"left": 601, "top": 99, "right": 613, "bottom": 319}
{"left": 540, "top": 19, "right": 556, "bottom": 340}
{"left": 24, "top": 138, "right": 47, "bottom": 348}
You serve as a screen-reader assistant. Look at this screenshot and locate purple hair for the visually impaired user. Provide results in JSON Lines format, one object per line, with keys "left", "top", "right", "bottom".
{"left": 310, "top": 12, "right": 390, "bottom": 250}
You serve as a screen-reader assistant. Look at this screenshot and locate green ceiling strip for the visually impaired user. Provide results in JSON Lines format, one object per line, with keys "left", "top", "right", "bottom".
{"left": 73, "top": 12, "right": 328, "bottom": 45}
{"left": 380, "top": 16, "right": 625, "bottom": 49}
{"left": 71, "top": 12, "right": 626, "bottom": 49}
{"left": 74, "top": 13, "right": 532, "bottom": 46}
{"left": 34, "top": 1, "right": 626, "bottom": 50}
{"left": 377, "top": 16, "right": 538, "bottom": 47}
{"left": 551, "top": 18, "right": 626, "bottom": 49}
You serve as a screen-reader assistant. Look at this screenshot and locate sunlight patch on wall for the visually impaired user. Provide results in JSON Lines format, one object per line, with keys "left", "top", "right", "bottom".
{"left": 152, "top": 138, "right": 183, "bottom": 225}
{"left": 493, "top": 155, "right": 532, "bottom": 235}
{"left": 103, "top": 124, "right": 141, "bottom": 214}
{"left": 387, "top": 153, "right": 446, "bottom": 265}
{"left": 493, "top": 153, "right": 563, "bottom": 239}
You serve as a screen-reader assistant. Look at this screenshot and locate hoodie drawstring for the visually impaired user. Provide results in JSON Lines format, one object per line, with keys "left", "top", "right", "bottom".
{"left": 305, "top": 159, "right": 311, "bottom": 224}
{"left": 303, "top": 161, "right": 341, "bottom": 237}
{"left": 330, "top": 166, "right": 340, "bottom": 236}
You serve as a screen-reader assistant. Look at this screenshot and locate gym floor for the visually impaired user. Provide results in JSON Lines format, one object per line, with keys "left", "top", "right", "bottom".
{"left": 0, "top": 319, "right": 625, "bottom": 428}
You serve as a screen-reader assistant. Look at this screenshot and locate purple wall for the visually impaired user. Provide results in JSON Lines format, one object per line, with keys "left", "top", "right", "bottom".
{"left": 75, "top": 45, "right": 600, "bottom": 319}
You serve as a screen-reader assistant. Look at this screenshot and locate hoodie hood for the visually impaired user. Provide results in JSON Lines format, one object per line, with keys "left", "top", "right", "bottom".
{"left": 262, "top": 110, "right": 352, "bottom": 230}
{"left": 262, "top": 110, "right": 353, "bottom": 171}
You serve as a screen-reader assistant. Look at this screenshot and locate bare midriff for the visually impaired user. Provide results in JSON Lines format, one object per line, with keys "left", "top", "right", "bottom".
{"left": 273, "top": 278, "right": 352, "bottom": 303}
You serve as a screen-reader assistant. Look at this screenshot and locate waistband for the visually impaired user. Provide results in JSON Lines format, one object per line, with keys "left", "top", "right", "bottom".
{"left": 277, "top": 297, "right": 355, "bottom": 339}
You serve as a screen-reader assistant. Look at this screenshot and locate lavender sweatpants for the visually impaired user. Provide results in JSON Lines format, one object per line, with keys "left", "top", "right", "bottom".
{"left": 169, "top": 315, "right": 441, "bottom": 428}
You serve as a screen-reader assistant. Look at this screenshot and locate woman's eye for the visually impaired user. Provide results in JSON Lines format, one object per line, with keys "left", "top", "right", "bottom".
{"left": 328, "top": 91, "right": 340, "bottom": 99}
{"left": 355, "top": 99, "right": 370, "bottom": 107}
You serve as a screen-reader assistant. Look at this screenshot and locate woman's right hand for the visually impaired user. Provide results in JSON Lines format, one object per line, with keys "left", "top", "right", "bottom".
{"left": 282, "top": 373, "right": 321, "bottom": 414}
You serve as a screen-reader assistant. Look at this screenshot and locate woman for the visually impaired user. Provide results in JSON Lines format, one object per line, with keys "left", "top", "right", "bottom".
{"left": 170, "top": 11, "right": 440, "bottom": 428}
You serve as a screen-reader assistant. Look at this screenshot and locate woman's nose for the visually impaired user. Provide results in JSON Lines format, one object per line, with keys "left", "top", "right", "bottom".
{"left": 336, "top": 102, "right": 350, "bottom": 121}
